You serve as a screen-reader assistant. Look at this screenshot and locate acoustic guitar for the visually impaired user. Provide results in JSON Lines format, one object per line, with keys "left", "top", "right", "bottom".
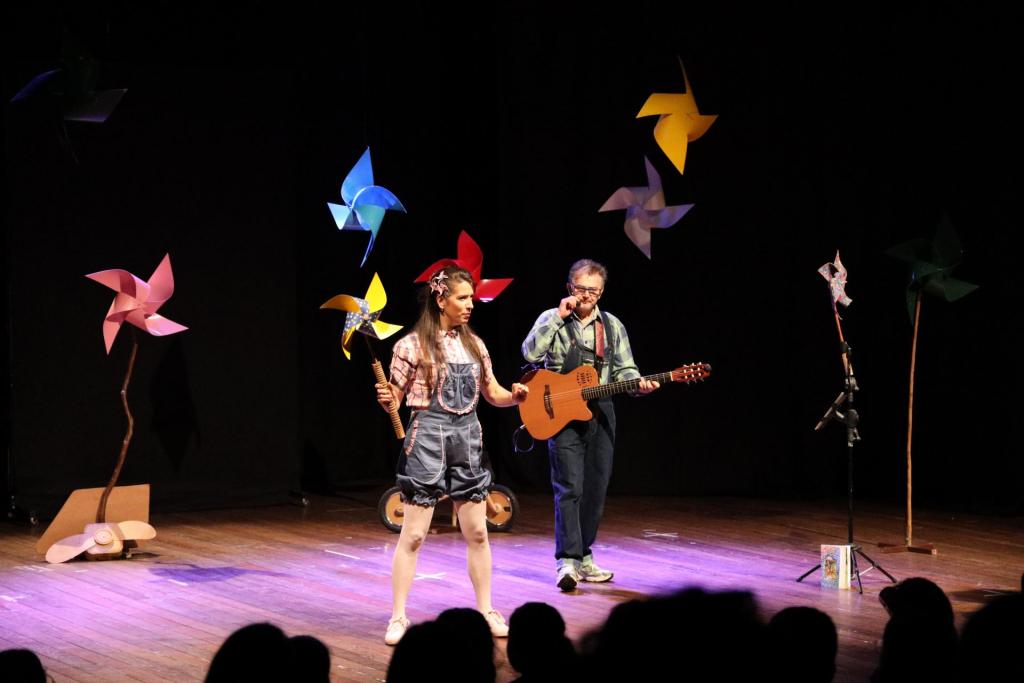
{"left": 518, "top": 363, "right": 712, "bottom": 439}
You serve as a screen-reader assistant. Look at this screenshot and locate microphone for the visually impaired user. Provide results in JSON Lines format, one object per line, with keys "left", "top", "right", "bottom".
{"left": 815, "top": 392, "right": 846, "bottom": 431}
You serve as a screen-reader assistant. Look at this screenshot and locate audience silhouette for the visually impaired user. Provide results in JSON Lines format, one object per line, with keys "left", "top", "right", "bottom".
{"left": 204, "top": 622, "right": 330, "bottom": 683}
{"left": 959, "top": 592, "right": 1023, "bottom": 681}
{"left": 872, "top": 577, "right": 957, "bottom": 683}
{"left": 0, "top": 648, "right": 48, "bottom": 683}
{"left": 9, "top": 572, "right": 1020, "bottom": 683}
{"left": 437, "top": 608, "right": 497, "bottom": 682}
{"left": 386, "top": 621, "right": 460, "bottom": 683}
{"left": 507, "top": 601, "right": 577, "bottom": 682}
{"left": 767, "top": 606, "right": 837, "bottom": 682}
{"left": 205, "top": 622, "right": 291, "bottom": 682}
{"left": 585, "top": 587, "right": 765, "bottom": 681}
{"left": 289, "top": 634, "right": 332, "bottom": 682}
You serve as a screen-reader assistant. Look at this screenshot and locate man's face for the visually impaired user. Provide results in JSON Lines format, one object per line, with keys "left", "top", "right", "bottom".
{"left": 568, "top": 272, "right": 604, "bottom": 317}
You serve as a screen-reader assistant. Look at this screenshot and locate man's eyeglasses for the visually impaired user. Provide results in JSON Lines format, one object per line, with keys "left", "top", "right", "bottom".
{"left": 568, "top": 283, "right": 602, "bottom": 297}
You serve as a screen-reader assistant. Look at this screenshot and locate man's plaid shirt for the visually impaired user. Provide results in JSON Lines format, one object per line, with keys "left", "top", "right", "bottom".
{"left": 521, "top": 306, "right": 641, "bottom": 384}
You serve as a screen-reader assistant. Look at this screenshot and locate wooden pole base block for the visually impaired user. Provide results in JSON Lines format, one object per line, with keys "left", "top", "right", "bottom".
{"left": 877, "top": 541, "right": 938, "bottom": 555}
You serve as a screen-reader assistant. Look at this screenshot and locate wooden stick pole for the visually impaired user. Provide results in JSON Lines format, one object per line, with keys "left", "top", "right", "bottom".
{"left": 97, "top": 331, "right": 139, "bottom": 524}
{"left": 364, "top": 336, "right": 405, "bottom": 439}
{"left": 879, "top": 289, "right": 935, "bottom": 554}
{"left": 905, "top": 291, "right": 922, "bottom": 546}
{"left": 833, "top": 306, "right": 852, "bottom": 377}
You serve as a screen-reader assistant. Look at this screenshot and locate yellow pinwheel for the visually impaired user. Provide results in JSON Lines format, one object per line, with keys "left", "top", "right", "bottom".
{"left": 636, "top": 58, "right": 717, "bottom": 175}
{"left": 321, "top": 273, "right": 403, "bottom": 359}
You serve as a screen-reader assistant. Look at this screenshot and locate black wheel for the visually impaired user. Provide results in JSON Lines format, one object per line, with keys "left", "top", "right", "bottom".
{"left": 485, "top": 484, "right": 518, "bottom": 532}
{"left": 378, "top": 486, "right": 405, "bottom": 533}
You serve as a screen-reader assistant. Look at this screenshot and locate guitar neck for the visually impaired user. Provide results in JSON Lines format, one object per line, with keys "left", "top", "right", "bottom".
{"left": 581, "top": 371, "right": 674, "bottom": 401}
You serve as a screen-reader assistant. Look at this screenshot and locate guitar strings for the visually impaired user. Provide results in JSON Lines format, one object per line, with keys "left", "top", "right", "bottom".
{"left": 536, "top": 371, "right": 702, "bottom": 404}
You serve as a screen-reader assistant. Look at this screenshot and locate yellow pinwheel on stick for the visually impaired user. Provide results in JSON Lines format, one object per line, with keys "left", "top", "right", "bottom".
{"left": 321, "top": 273, "right": 405, "bottom": 437}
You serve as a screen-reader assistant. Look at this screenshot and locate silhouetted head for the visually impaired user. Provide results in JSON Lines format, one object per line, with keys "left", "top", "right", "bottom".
{"left": 0, "top": 649, "right": 47, "bottom": 683}
{"left": 873, "top": 581, "right": 958, "bottom": 683}
{"left": 767, "top": 606, "right": 837, "bottom": 682}
{"left": 878, "top": 577, "right": 953, "bottom": 625}
{"left": 436, "top": 608, "right": 495, "bottom": 682}
{"left": 289, "top": 634, "right": 330, "bottom": 682}
{"left": 205, "top": 622, "right": 290, "bottom": 682}
{"left": 960, "top": 593, "right": 1023, "bottom": 681}
{"left": 507, "top": 602, "right": 575, "bottom": 677}
{"left": 387, "top": 621, "right": 457, "bottom": 683}
{"left": 595, "top": 587, "right": 765, "bottom": 679}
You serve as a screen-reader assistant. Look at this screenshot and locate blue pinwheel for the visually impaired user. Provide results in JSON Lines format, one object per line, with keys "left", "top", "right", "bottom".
{"left": 327, "top": 147, "right": 406, "bottom": 266}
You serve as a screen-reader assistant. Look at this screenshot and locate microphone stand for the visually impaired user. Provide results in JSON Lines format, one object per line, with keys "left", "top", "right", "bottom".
{"left": 798, "top": 336, "right": 896, "bottom": 593}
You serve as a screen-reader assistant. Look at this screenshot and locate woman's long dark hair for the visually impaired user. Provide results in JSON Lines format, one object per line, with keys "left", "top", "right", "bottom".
{"left": 413, "top": 265, "right": 485, "bottom": 393}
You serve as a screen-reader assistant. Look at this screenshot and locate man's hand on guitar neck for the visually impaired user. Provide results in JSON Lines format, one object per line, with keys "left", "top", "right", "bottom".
{"left": 636, "top": 378, "right": 660, "bottom": 395}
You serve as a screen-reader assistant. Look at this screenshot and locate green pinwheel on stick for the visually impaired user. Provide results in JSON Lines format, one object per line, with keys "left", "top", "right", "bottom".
{"left": 883, "top": 216, "right": 978, "bottom": 554}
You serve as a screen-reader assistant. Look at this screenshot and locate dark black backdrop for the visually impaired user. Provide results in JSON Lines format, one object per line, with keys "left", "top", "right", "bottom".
{"left": 5, "top": 3, "right": 1021, "bottom": 519}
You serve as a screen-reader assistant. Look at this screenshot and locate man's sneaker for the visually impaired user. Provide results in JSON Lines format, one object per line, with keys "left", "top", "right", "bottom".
{"left": 556, "top": 561, "right": 579, "bottom": 592}
{"left": 579, "top": 556, "right": 614, "bottom": 583}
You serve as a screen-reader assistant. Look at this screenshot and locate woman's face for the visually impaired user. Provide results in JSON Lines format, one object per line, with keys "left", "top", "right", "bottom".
{"left": 438, "top": 280, "right": 474, "bottom": 328}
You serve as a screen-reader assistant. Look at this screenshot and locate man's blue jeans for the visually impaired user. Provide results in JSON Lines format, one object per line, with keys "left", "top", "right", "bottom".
{"left": 548, "top": 399, "right": 616, "bottom": 561}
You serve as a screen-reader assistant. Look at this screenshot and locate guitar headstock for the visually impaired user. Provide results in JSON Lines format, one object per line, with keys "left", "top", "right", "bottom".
{"left": 670, "top": 363, "right": 712, "bottom": 383}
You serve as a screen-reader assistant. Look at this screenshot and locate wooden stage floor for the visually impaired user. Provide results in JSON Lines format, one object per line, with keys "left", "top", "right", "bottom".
{"left": 1, "top": 492, "right": 1021, "bottom": 682}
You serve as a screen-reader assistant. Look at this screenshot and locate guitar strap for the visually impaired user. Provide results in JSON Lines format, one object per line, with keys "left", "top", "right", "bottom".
{"left": 563, "top": 315, "right": 613, "bottom": 380}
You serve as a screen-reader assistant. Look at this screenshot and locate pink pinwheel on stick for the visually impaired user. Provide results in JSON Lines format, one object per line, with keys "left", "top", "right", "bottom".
{"left": 817, "top": 251, "right": 854, "bottom": 376}
{"left": 86, "top": 253, "right": 188, "bottom": 354}
{"left": 414, "top": 231, "right": 513, "bottom": 302}
{"left": 818, "top": 251, "right": 853, "bottom": 310}
{"left": 44, "top": 254, "right": 188, "bottom": 564}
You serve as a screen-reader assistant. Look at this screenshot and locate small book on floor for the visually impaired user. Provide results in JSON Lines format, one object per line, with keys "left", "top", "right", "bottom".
{"left": 820, "top": 544, "right": 852, "bottom": 589}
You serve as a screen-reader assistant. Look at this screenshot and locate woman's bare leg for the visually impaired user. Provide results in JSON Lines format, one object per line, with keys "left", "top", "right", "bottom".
{"left": 454, "top": 499, "right": 493, "bottom": 612}
{"left": 391, "top": 502, "right": 436, "bottom": 619}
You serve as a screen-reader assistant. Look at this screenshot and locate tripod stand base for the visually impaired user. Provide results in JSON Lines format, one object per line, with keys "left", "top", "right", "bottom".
{"left": 877, "top": 541, "right": 937, "bottom": 555}
{"left": 797, "top": 544, "right": 897, "bottom": 594}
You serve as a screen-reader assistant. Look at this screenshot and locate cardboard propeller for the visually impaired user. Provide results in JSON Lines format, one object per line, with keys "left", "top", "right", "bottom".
{"left": 37, "top": 484, "right": 153, "bottom": 563}
{"left": 45, "top": 521, "right": 156, "bottom": 564}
